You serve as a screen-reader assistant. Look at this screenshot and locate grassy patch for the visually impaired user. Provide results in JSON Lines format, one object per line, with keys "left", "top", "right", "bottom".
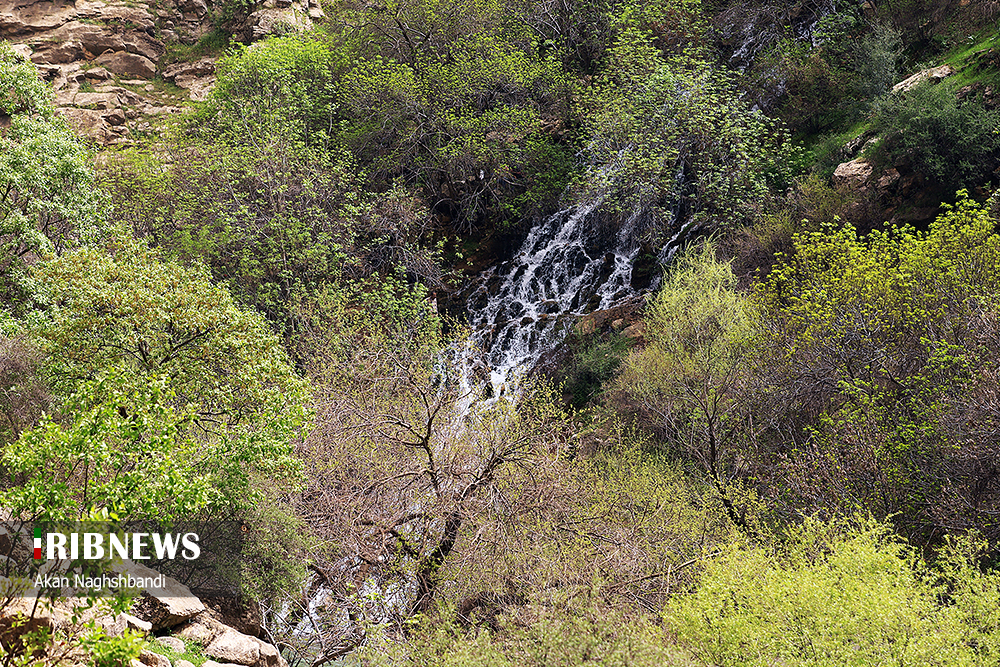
{"left": 146, "top": 636, "right": 208, "bottom": 666}
{"left": 163, "top": 29, "right": 230, "bottom": 65}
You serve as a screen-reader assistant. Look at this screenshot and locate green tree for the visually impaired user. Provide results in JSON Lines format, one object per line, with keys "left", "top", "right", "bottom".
{"left": 0, "top": 374, "right": 218, "bottom": 522}
{"left": 0, "top": 42, "right": 104, "bottom": 314}
{"left": 30, "top": 240, "right": 309, "bottom": 506}
{"left": 614, "top": 243, "right": 756, "bottom": 527}
{"left": 577, "top": 34, "right": 777, "bottom": 238}
{"left": 666, "top": 517, "right": 977, "bottom": 666}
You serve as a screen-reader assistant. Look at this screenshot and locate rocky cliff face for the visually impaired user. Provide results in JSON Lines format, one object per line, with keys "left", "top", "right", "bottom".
{"left": 0, "top": 0, "right": 322, "bottom": 143}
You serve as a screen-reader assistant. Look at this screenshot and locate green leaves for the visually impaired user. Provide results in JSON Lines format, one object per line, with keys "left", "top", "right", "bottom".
{"left": 28, "top": 241, "right": 309, "bottom": 509}
{"left": 209, "top": 35, "right": 337, "bottom": 146}
{"left": 666, "top": 517, "right": 977, "bottom": 667}
{"left": 0, "top": 42, "right": 53, "bottom": 117}
{"left": 0, "top": 374, "right": 216, "bottom": 522}
{"left": 578, "top": 43, "right": 774, "bottom": 235}
{"left": 870, "top": 81, "right": 1000, "bottom": 194}
{"left": 750, "top": 194, "right": 1000, "bottom": 538}
{"left": 0, "top": 42, "right": 105, "bottom": 314}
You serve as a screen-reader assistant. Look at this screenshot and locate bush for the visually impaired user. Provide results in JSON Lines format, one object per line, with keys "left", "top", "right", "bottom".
{"left": 750, "top": 194, "right": 1000, "bottom": 541}
{"left": 666, "top": 516, "right": 988, "bottom": 667}
{"left": 870, "top": 81, "right": 1000, "bottom": 193}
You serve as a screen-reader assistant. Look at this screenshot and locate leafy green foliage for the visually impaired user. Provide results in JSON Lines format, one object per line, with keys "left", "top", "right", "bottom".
{"left": 742, "top": 11, "right": 901, "bottom": 137}
{"left": 870, "top": 81, "right": 1000, "bottom": 193}
{"left": 81, "top": 626, "right": 145, "bottom": 667}
{"left": 751, "top": 195, "right": 1000, "bottom": 539}
{"left": 0, "top": 42, "right": 104, "bottom": 314}
{"left": 578, "top": 37, "right": 777, "bottom": 235}
{"left": 373, "top": 598, "right": 694, "bottom": 667}
{"left": 0, "top": 375, "right": 216, "bottom": 522}
{"left": 30, "top": 241, "right": 308, "bottom": 507}
{"left": 0, "top": 42, "right": 52, "bottom": 116}
{"left": 614, "top": 244, "right": 754, "bottom": 524}
{"left": 666, "top": 517, "right": 988, "bottom": 666}
{"left": 556, "top": 332, "right": 632, "bottom": 407}
{"left": 103, "top": 137, "right": 444, "bottom": 354}
{"left": 206, "top": 35, "right": 336, "bottom": 145}
{"left": 203, "top": 9, "right": 575, "bottom": 229}
{"left": 334, "top": 8, "right": 573, "bottom": 227}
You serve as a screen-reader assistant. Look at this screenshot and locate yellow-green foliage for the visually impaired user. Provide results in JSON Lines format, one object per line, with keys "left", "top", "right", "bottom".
{"left": 29, "top": 241, "right": 309, "bottom": 508}
{"left": 747, "top": 194, "right": 1000, "bottom": 534}
{"left": 758, "top": 192, "right": 1000, "bottom": 359}
{"left": 629, "top": 243, "right": 749, "bottom": 391}
{"left": 373, "top": 600, "right": 696, "bottom": 667}
{"left": 614, "top": 244, "right": 754, "bottom": 511}
{"left": 666, "top": 517, "right": 1000, "bottom": 667}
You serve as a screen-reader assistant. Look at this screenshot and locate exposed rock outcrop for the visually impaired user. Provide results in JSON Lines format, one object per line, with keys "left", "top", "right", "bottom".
{"left": 1, "top": 0, "right": 323, "bottom": 143}
{"left": 891, "top": 64, "right": 956, "bottom": 94}
{"left": 832, "top": 159, "right": 874, "bottom": 190}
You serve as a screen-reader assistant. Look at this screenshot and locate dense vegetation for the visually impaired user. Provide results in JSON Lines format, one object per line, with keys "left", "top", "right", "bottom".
{"left": 6, "top": 0, "right": 1000, "bottom": 665}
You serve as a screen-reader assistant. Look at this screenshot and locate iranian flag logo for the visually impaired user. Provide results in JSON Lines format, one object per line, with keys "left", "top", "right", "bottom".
{"left": 34, "top": 525, "right": 41, "bottom": 559}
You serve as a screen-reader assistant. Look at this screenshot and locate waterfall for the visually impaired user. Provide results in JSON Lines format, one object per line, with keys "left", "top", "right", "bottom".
{"left": 457, "top": 193, "right": 694, "bottom": 402}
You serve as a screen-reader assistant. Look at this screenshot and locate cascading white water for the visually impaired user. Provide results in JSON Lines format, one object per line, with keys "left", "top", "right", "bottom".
{"left": 457, "top": 194, "right": 695, "bottom": 403}
{"left": 465, "top": 200, "right": 636, "bottom": 392}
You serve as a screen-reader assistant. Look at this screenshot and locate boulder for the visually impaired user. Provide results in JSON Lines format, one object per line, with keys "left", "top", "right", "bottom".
{"left": 153, "top": 636, "right": 187, "bottom": 653}
{"left": 30, "top": 41, "right": 84, "bottom": 64}
{"left": 139, "top": 651, "right": 172, "bottom": 667}
{"left": 100, "top": 612, "right": 153, "bottom": 637}
{"left": 114, "top": 561, "right": 206, "bottom": 630}
{"left": 57, "top": 106, "right": 114, "bottom": 141}
{"left": 832, "top": 158, "right": 873, "bottom": 189}
{"left": 234, "top": 5, "right": 313, "bottom": 41}
{"left": 38, "top": 21, "right": 126, "bottom": 56}
{"left": 123, "top": 30, "right": 165, "bottom": 61}
{"left": 95, "top": 4, "right": 155, "bottom": 30}
{"left": 97, "top": 50, "right": 156, "bottom": 79}
{"left": 163, "top": 56, "right": 215, "bottom": 82}
{"left": 892, "top": 64, "right": 956, "bottom": 94}
{"left": 205, "top": 628, "right": 284, "bottom": 667}
{"left": 86, "top": 66, "right": 113, "bottom": 80}
{"left": 176, "top": 615, "right": 286, "bottom": 667}
{"left": 622, "top": 321, "right": 645, "bottom": 339}
{"left": 104, "top": 108, "right": 127, "bottom": 125}
{"left": 74, "top": 91, "right": 120, "bottom": 109}
{"left": 164, "top": 57, "right": 216, "bottom": 100}
{"left": 0, "top": 595, "right": 56, "bottom": 649}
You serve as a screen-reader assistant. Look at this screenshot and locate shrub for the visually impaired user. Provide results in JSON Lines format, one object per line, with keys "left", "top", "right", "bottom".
{"left": 666, "top": 517, "right": 980, "bottom": 666}
{"left": 870, "top": 81, "right": 1000, "bottom": 193}
{"left": 750, "top": 194, "right": 1000, "bottom": 541}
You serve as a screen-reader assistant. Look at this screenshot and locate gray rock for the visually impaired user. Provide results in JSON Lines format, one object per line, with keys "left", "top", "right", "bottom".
{"left": 96, "top": 51, "right": 156, "bottom": 79}
{"left": 113, "top": 560, "right": 206, "bottom": 630}
{"left": 138, "top": 650, "right": 172, "bottom": 667}
{"left": 75, "top": 91, "right": 120, "bottom": 109}
{"left": 154, "top": 636, "right": 188, "bottom": 653}
{"left": 892, "top": 64, "right": 956, "bottom": 94}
